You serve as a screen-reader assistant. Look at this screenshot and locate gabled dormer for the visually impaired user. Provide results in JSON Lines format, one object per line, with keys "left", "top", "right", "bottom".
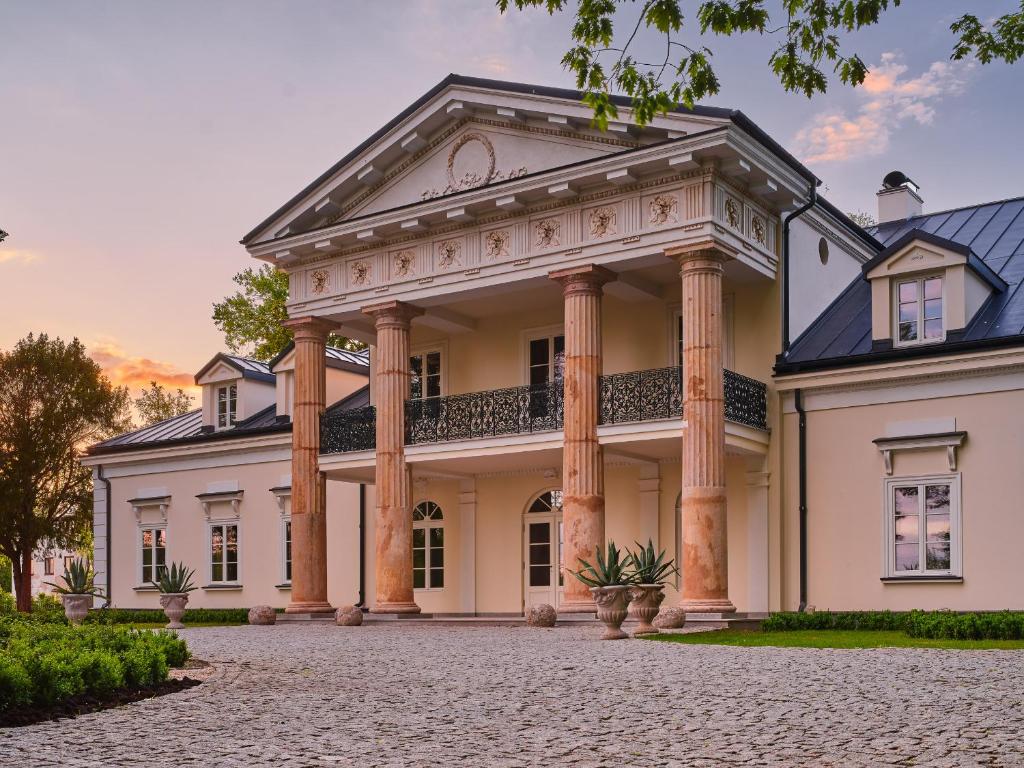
{"left": 194, "top": 354, "right": 276, "bottom": 432}
{"left": 863, "top": 230, "right": 1007, "bottom": 349}
{"left": 269, "top": 344, "right": 369, "bottom": 419}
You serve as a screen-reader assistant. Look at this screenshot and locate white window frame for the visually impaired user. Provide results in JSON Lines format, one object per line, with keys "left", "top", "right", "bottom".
{"left": 893, "top": 273, "right": 945, "bottom": 348}
{"left": 521, "top": 325, "right": 566, "bottom": 386}
{"left": 206, "top": 520, "right": 241, "bottom": 585}
{"left": 882, "top": 473, "right": 962, "bottom": 579}
{"left": 409, "top": 343, "right": 447, "bottom": 401}
{"left": 216, "top": 383, "right": 238, "bottom": 429}
{"left": 280, "top": 515, "right": 292, "bottom": 585}
{"left": 138, "top": 524, "right": 167, "bottom": 586}
{"left": 412, "top": 500, "right": 445, "bottom": 592}
{"left": 668, "top": 296, "right": 734, "bottom": 369}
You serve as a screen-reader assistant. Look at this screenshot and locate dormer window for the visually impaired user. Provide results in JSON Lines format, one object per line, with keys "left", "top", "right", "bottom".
{"left": 217, "top": 384, "right": 238, "bottom": 428}
{"left": 896, "top": 275, "right": 943, "bottom": 346}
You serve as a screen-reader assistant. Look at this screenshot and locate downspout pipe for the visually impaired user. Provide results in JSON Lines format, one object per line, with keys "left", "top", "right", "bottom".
{"left": 355, "top": 484, "right": 366, "bottom": 608}
{"left": 782, "top": 181, "right": 819, "bottom": 357}
{"left": 795, "top": 390, "right": 808, "bottom": 612}
{"left": 97, "top": 465, "right": 113, "bottom": 609}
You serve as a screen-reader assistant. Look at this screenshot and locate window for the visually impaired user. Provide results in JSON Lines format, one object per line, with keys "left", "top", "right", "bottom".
{"left": 412, "top": 501, "right": 444, "bottom": 590}
{"left": 896, "top": 276, "right": 943, "bottom": 345}
{"left": 885, "top": 475, "right": 960, "bottom": 578}
{"left": 140, "top": 527, "right": 167, "bottom": 584}
{"left": 528, "top": 335, "right": 565, "bottom": 386}
{"left": 209, "top": 523, "right": 239, "bottom": 583}
{"left": 410, "top": 351, "right": 442, "bottom": 400}
{"left": 282, "top": 518, "right": 292, "bottom": 583}
{"left": 527, "top": 491, "right": 564, "bottom": 588}
{"left": 217, "top": 384, "right": 238, "bottom": 428}
{"left": 63, "top": 556, "right": 74, "bottom": 573}
{"left": 43, "top": 557, "right": 54, "bottom": 576}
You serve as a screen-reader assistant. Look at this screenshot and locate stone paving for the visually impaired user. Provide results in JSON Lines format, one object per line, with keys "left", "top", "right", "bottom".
{"left": 4, "top": 622, "right": 1024, "bottom": 767}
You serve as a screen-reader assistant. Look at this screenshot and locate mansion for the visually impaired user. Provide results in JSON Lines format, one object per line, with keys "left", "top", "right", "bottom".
{"left": 84, "top": 76, "right": 1024, "bottom": 616}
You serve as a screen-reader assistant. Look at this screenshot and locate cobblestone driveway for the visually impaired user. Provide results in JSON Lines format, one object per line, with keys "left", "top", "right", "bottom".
{"left": 4, "top": 623, "right": 1024, "bottom": 767}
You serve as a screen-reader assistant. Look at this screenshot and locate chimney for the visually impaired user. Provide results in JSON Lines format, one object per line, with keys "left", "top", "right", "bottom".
{"left": 877, "top": 170, "right": 923, "bottom": 223}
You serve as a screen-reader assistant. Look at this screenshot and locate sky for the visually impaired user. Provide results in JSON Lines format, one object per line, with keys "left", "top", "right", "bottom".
{"left": 2, "top": 1, "right": 1022, "bottom": 396}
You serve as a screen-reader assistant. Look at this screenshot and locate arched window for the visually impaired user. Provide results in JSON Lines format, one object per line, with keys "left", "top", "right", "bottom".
{"left": 528, "top": 490, "right": 563, "bottom": 513}
{"left": 413, "top": 501, "right": 444, "bottom": 590}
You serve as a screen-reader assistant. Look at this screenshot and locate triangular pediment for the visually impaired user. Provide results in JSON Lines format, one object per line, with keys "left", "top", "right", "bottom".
{"left": 242, "top": 75, "right": 731, "bottom": 245}
{"left": 195, "top": 361, "right": 242, "bottom": 386}
{"left": 869, "top": 242, "right": 966, "bottom": 278}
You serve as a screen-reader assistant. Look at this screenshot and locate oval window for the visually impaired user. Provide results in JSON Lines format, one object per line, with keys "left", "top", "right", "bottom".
{"left": 818, "top": 237, "right": 830, "bottom": 265}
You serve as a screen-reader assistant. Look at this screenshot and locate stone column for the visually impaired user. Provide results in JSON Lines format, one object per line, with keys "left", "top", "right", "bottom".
{"left": 669, "top": 244, "right": 736, "bottom": 613}
{"left": 283, "top": 316, "right": 336, "bottom": 614}
{"left": 549, "top": 265, "right": 614, "bottom": 612}
{"left": 363, "top": 300, "right": 423, "bottom": 613}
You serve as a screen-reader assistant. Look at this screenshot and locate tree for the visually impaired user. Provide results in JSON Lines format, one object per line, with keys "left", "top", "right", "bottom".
{"left": 0, "top": 334, "right": 131, "bottom": 612}
{"left": 498, "top": 1, "right": 1024, "bottom": 128}
{"left": 212, "top": 264, "right": 362, "bottom": 361}
{"left": 135, "top": 381, "right": 195, "bottom": 427}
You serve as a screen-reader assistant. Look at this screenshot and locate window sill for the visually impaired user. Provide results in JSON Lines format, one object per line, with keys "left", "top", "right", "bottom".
{"left": 413, "top": 588, "right": 445, "bottom": 593}
{"left": 881, "top": 575, "right": 963, "bottom": 584}
{"left": 132, "top": 585, "right": 159, "bottom": 592}
{"left": 203, "top": 583, "right": 243, "bottom": 591}
{"left": 274, "top": 583, "right": 292, "bottom": 590}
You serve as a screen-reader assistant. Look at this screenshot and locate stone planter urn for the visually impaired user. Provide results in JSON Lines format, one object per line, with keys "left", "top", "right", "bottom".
{"left": 627, "top": 584, "right": 666, "bottom": 636}
{"left": 159, "top": 593, "right": 189, "bottom": 629}
{"left": 590, "top": 585, "right": 631, "bottom": 640}
{"left": 61, "top": 594, "right": 92, "bottom": 625}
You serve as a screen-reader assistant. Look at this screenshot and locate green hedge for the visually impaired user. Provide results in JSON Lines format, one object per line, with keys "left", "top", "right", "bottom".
{"left": 0, "top": 620, "right": 189, "bottom": 712}
{"left": 764, "top": 610, "right": 1024, "bottom": 640}
{"left": 84, "top": 607, "right": 250, "bottom": 625}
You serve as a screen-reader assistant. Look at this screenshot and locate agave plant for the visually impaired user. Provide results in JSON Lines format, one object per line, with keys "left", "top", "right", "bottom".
{"left": 151, "top": 561, "right": 197, "bottom": 594}
{"left": 46, "top": 557, "right": 105, "bottom": 597}
{"left": 571, "top": 541, "right": 634, "bottom": 588}
{"left": 627, "top": 539, "right": 679, "bottom": 585}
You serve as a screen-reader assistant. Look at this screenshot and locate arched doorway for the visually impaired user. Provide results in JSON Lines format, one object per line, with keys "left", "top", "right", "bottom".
{"left": 523, "top": 489, "right": 563, "bottom": 611}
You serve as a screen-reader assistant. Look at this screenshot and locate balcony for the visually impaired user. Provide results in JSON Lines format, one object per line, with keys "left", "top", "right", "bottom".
{"left": 320, "top": 368, "right": 767, "bottom": 455}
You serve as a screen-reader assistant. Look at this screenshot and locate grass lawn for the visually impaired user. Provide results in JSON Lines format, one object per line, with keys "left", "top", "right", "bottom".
{"left": 647, "top": 629, "right": 1024, "bottom": 650}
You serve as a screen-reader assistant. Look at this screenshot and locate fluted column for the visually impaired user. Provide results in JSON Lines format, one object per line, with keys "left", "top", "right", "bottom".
{"left": 549, "top": 265, "right": 614, "bottom": 612}
{"left": 283, "top": 316, "right": 335, "bottom": 614}
{"left": 363, "top": 300, "right": 423, "bottom": 613}
{"left": 670, "top": 244, "right": 735, "bottom": 613}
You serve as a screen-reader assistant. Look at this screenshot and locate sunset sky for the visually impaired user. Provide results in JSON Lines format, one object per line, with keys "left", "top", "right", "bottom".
{"left": 2, "top": 1, "right": 1022, "bottom": 396}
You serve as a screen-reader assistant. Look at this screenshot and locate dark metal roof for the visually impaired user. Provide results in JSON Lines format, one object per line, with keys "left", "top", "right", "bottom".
{"left": 268, "top": 342, "right": 370, "bottom": 373}
{"left": 194, "top": 353, "right": 276, "bottom": 385}
{"left": 778, "top": 196, "right": 1024, "bottom": 373}
{"left": 240, "top": 73, "right": 817, "bottom": 246}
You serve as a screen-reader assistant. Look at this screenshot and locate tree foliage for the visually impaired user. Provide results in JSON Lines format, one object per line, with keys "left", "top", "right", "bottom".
{"left": 212, "top": 265, "right": 361, "bottom": 361}
{"left": 0, "top": 334, "right": 131, "bottom": 611}
{"left": 134, "top": 381, "right": 195, "bottom": 427}
{"left": 498, "top": 0, "right": 1024, "bottom": 128}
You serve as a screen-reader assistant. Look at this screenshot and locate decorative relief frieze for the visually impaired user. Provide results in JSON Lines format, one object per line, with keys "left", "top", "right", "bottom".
{"left": 350, "top": 260, "right": 372, "bottom": 287}
{"left": 393, "top": 249, "right": 416, "bottom": 278}
{"left": 751, "top": 215, "right": 767, "bottom": 246}
{"left": 483, "top": 229, "right": 510, "bottom": 260}
{"left": 310, "top": 269, "right": 329, "bottom": 295}
{"left": 436, "top": 239, "right": 463, "bottom": 270}
{"left": 648, "top": 194, "right": 679, "bottom": 225}
{"left": 535, "top": 218, "right": 561, "bottom": 249}
{"left": 588, "top": 207, "right": 617, "bottom": 238}
{"left": 724, "top": 197, "right": 740, "bottom": 229}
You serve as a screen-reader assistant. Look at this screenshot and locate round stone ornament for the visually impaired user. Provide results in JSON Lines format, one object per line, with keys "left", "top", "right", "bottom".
{"left": 652, "top": 606, "right": 687, "bottom": 630}
{"left": 526, "top": 603, "right": 557, "bottom": 628}
{"left": 248, "top": 605, "right": 277, "bottom": 625}
{"left": 336, "top": 605, "right": 363, "bottom": 626}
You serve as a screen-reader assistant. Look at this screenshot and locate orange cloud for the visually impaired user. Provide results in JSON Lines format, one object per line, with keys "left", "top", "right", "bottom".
{"left": 794, "top": 52, "right": 972, "bottom": 165}
{"left": 0, "top": 249, "right": 41, "bottom": 265}
{"left": 89, "top": 340, "right": 197, "bottom": 393}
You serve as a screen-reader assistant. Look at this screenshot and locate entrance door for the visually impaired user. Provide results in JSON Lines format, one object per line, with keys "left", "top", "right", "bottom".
{"left": 523, "top": 491, "right": 564, "bottom": 611}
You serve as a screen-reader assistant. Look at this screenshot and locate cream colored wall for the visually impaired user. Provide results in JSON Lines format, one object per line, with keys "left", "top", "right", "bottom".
{"left": 107, "top": 460, "right": 362, "bottom": 609}
{"left": 780, "top": 386, "right": 1024, "bottom": 610}
{"left": 326, "top": 368, "right": 369, "bottom": 407}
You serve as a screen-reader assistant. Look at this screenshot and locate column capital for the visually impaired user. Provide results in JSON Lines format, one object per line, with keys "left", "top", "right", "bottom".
{"left": 549, "top": 264, "right": 616, "bottom": 296}
{"left": 361, "top": 300, "right": 424, "bottom": 329}
{"left": 283, "top": 315, "right": 337, "bottom": 342}
{"left": 666, "top": 237, "right": 737, "bottom": 268}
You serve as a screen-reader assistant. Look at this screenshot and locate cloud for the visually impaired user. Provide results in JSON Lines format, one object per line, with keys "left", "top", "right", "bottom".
{"left": 0, "top": 249, "right": 41, "bottom": 265}
{"left": 793, "top": 52, "right": 972, "bottom": 165}
{"left": 89, "top": 340, "right": 197, "bottom": 393}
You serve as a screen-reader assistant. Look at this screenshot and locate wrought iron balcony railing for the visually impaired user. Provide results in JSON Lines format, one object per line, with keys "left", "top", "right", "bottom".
{"left": 321, "top": 404, "right": 376, "bottom": 453}
{"left": 405, "top": 381, "right": 563, "bottom": 445}
{"left": 320, "top": 368, "right": 767, "bottom": 454}
{"left": 598, "top": 366, "right": 767, "bottom": 431}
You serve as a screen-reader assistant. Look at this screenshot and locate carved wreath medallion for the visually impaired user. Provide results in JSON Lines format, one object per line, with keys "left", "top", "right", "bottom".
{"left": 751, "top": 215, "right": 767, "bottom": 246}
{"left": 649, "top": 194, "right": 678, "bottom": 225}
{"left": 589, "top": 207, "right": 617, "bottom": 238}
{"left": 351, "top": 260, "right": 371, "bottom": 286}
{"left": 393, "top": 250, "right": 415, "bottom": 278}
{"left": 310, "top": 269, "right": 329, "bottom": 295}
{"left": 437, "top": 240, "right": 462, "bottom": 270}
{"left": 724, "top": 197, "right": 740, "bottom": 229}
{"left": 421, "top": 132, "right": 528, "bottom": 200}
{"left": 535, "top": 219, "right": 560, "bottom": 248}
{"left": 484, "top": 230, "right": 510, "bottom": 260}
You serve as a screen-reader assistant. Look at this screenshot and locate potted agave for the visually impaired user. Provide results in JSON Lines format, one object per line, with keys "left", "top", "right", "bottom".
{"left": 46, "top": 557, "right": 104, "bottom": 624}
{"left": 571, "top": 542, "right": 633, "bottom": 640}
{"left": 152, "top": 562, "right": 197, "bottom": 629}
{"left": 626, "top": 540, "right": 679, "bottom": 636}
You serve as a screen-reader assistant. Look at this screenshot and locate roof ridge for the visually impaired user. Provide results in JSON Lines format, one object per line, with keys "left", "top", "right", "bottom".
{"left": 872, "top": 194, "right": 1024, "bottom": 231}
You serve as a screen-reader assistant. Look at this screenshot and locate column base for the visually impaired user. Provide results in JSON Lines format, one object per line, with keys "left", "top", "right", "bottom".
{"left": 558, "top": 599, "right": 597, "bottom": 614}
{"left": 285, "top": 601, "right": 334, "bottom": 614}
{"left": 680, "top": 598, "right": 736, "bottom": 614}
{"left": 371, "top": 601, "right": 421, "bottom": 614}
